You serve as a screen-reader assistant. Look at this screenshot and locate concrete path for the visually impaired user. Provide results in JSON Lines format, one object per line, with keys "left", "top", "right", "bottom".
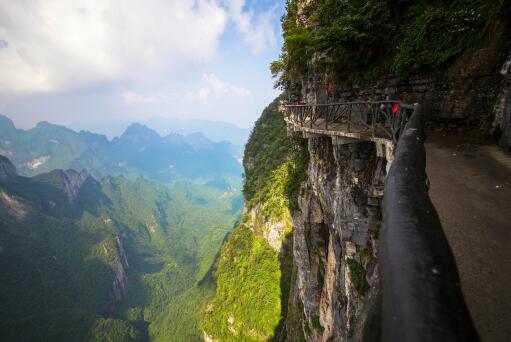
{"left": 425, "top": 133, "right": 511, "bottom": 342}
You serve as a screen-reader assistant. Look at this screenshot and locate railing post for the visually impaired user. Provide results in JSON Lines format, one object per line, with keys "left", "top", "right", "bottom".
{"left": 372, "top": 104, "right": 376, "bottom": 138}
{"left": 310, "top": 105, "right": 314, "bottom": 128}
{"left": 347, "top": 104, "right": 351, "bottom": 133}
{"left": 325, "top": 105, "right": 329, "bottom": 130}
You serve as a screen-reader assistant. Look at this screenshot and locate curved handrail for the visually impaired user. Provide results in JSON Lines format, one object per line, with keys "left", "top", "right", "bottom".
{"left": 379, "top": 104, "right": 479, "bottom": 341}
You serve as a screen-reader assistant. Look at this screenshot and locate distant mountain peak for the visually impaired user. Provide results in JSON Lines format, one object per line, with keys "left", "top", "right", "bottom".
{"left": 0, "top": 114, "right": 16, "bottom": 131}
{"left": 0, "top": 155, "right": 17, "bottom": 180}
{"left": 120, "top": 123, "right": 161, "bottom": 144}
{"left": 123, "top": 123, "right": 157, "bottom": 134}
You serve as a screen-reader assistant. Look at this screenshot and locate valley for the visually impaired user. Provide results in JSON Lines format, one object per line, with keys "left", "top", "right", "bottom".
{"left": 0, "top": 117, "right": 244, "bottom": 341}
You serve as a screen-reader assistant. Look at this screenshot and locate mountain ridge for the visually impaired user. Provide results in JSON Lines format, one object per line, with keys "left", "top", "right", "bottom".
{"left": 0, "top": 114, "right": 242, "bottom": 183}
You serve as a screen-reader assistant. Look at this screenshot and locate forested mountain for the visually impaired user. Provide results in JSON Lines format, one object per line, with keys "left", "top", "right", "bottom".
{"left": 0, "top": 115, "right": 242, "bottom": 184}
{"left": 0, "top": 156, "right": 241, "bottom": 341}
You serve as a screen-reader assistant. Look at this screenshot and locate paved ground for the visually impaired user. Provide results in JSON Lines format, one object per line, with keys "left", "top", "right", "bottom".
{"left": 425, "top": 132, "right": 511, "bottom": 342}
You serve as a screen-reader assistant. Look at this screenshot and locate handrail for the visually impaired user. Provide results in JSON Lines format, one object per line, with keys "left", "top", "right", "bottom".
{"left": 284, "top": 100, "right": 415, "bottom": 109}
{"left": 379, "top": 104, "right": 479, "bottom": 341}
{"left": 282, "top": 100, "right": 415, "bottom": 143}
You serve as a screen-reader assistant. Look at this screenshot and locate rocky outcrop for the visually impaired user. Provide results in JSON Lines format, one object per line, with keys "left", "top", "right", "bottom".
{"left": 492, "top": 52, "right": 511, "bottom": 149}
{"left": 249, "top": 204, "right": 292, "bottom": 252}
{"left": 112, "top": 232, "right": 129, "bottom": 301}
{"left": 0, "top": 155, "right": 17, "bottom": 180}
{"left": 60, "top": 169, "right": 90, "bottom": 203}
{"left": 0, "top": 190, "right": 28, "bottom": 220}
{"left": 287, "top": 138, "right": 384, "bottom": 341}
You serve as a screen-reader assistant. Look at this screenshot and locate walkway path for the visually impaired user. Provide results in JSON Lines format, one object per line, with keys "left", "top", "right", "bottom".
{"left": 425, "top": 133, "right": 511, "bottom": 342}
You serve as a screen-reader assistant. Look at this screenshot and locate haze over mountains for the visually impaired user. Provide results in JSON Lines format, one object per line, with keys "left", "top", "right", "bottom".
{"left": 68, "top": 116, "right": 251, "bottom": 146}
{"left": 0, "top": 114, "right": 242, "bottom": 186}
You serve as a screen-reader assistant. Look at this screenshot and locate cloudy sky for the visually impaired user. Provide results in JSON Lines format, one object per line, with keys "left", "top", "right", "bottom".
{"left": 0, "top": 0, "right": 284, "bottom": 134}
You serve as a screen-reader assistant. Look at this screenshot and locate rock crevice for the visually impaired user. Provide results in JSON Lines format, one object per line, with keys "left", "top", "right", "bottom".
{"left": 112, "top": 232, "right": 129, "bottom": 301}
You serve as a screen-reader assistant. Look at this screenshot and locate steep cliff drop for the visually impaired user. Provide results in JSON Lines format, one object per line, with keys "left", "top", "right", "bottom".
{"left": 200, "top": 98, "right": 388, "bottom": 341}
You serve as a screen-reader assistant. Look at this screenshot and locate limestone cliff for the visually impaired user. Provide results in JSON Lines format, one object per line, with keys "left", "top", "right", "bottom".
{"left": 287, "top": 139, "right": 384, "bottom": 341}
{"left": 201, "top": 98, "right": 383, "bottom": 341}
{"left": 59, "top": 169, "right": 90, "bottom": 203}
{"left": 102, "top": 231, "right": 130, "bottom": 302}
{"left": 111, "top": 232, "right": 130, "bottom": 301}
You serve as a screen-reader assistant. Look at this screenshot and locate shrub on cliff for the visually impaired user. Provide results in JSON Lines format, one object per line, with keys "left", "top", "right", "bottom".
{"left": 272, "top": 0, "right": 505, "bottom": 87}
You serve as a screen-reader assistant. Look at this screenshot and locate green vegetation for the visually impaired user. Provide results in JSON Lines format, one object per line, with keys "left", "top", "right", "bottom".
{"left": 243, "top": 98, "right": 309, "bottom": 216}
{"left": 346, "top": 258, "right": 369, "bottom": 296}
{"left": 201, "top": 225, "right": 282, "bottom": 341}
{"left": 272, "top": 0, "right": 505, "bottom": 87}
{"left": 89, "top": 319, "right": 144, "bottom": 342}
{"left": 201, "top": 99, "right": 309, "bottom": 341}
{"left": 0, "top": 162, "right": 242, "bottom": 341}
{"left": 0, "top": 310, "right": 138, "bottom": 342}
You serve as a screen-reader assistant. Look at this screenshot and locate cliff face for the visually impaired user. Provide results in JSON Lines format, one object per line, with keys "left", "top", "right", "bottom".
{"left": 111, "top": 232, "right": 129, "bottom": 301}
{"left": 103, "top": 232, "right": 129, "bottom": 301}
{"left": 288, "top": 139, "right": 384, "bottom": 341}
{"left": 60, "top": 169, "right": 90, "bottom": 203}
{"left": 493, "top": 52, "right": 511, "bottom": 147}
{"left": 201, "top": 99, "right": 384, "bottom": 341}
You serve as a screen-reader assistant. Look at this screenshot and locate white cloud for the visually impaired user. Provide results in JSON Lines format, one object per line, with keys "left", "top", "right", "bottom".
{"left": 203, "top": 73, "right": 250, "bottom": 96}
{"left": 0, "top": 0, "right": 228, "bottom": 93}
{"left": 224, "top": 0, "right": 277, "bottom": 54}
{"left": 122, "top": 91, "right": 162, "bottom": 105}
{"left": 185, "top": 87, "right": 211, "bottom": 103}
{"left": 185, "top": 73, "right": 249, "bottom": 103}
{"left": 0, "top": 0, "right": 277, "bottom": 100}
{"left": 121, "top": 87, "right": 179, "bottom": 105}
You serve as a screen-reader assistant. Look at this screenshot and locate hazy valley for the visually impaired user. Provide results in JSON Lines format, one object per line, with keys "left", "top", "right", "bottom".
{"left": 0, "top": 115, "right": 244, "bottom": 341}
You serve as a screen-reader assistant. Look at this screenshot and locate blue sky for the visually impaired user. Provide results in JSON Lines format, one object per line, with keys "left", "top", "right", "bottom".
{"left": 0, "top": 0, "right": 285, "bottom": 134}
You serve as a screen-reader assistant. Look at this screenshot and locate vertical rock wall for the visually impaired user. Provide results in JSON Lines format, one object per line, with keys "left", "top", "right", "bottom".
{"left": 288, "top": 138, "right": 385, "bottom": 341}
{"left": 112, "top": 232, "right": 129, "bottom": 301}
{"left": 492, "top": 52, "right": 511, "bottom": 148}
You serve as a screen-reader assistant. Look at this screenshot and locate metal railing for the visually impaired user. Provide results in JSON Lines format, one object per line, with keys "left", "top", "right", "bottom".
{"left": 378, "top": 104, "right": 479, "bottom": 341}
{"left": 282, "top": 101, "right": 416, "bottom": 143}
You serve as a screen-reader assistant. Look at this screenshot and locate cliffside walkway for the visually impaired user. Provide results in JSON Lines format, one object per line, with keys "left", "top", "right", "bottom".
{"left": 285, "top": 102, "right": 480, "bottom": 341}
{"left": 282, "top": 100, "right": 416, "bottom": 144}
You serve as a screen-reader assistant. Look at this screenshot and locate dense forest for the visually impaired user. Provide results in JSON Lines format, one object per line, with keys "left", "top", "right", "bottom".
{"left": 0, "top": 152, "right": 241, "bottom": 341}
